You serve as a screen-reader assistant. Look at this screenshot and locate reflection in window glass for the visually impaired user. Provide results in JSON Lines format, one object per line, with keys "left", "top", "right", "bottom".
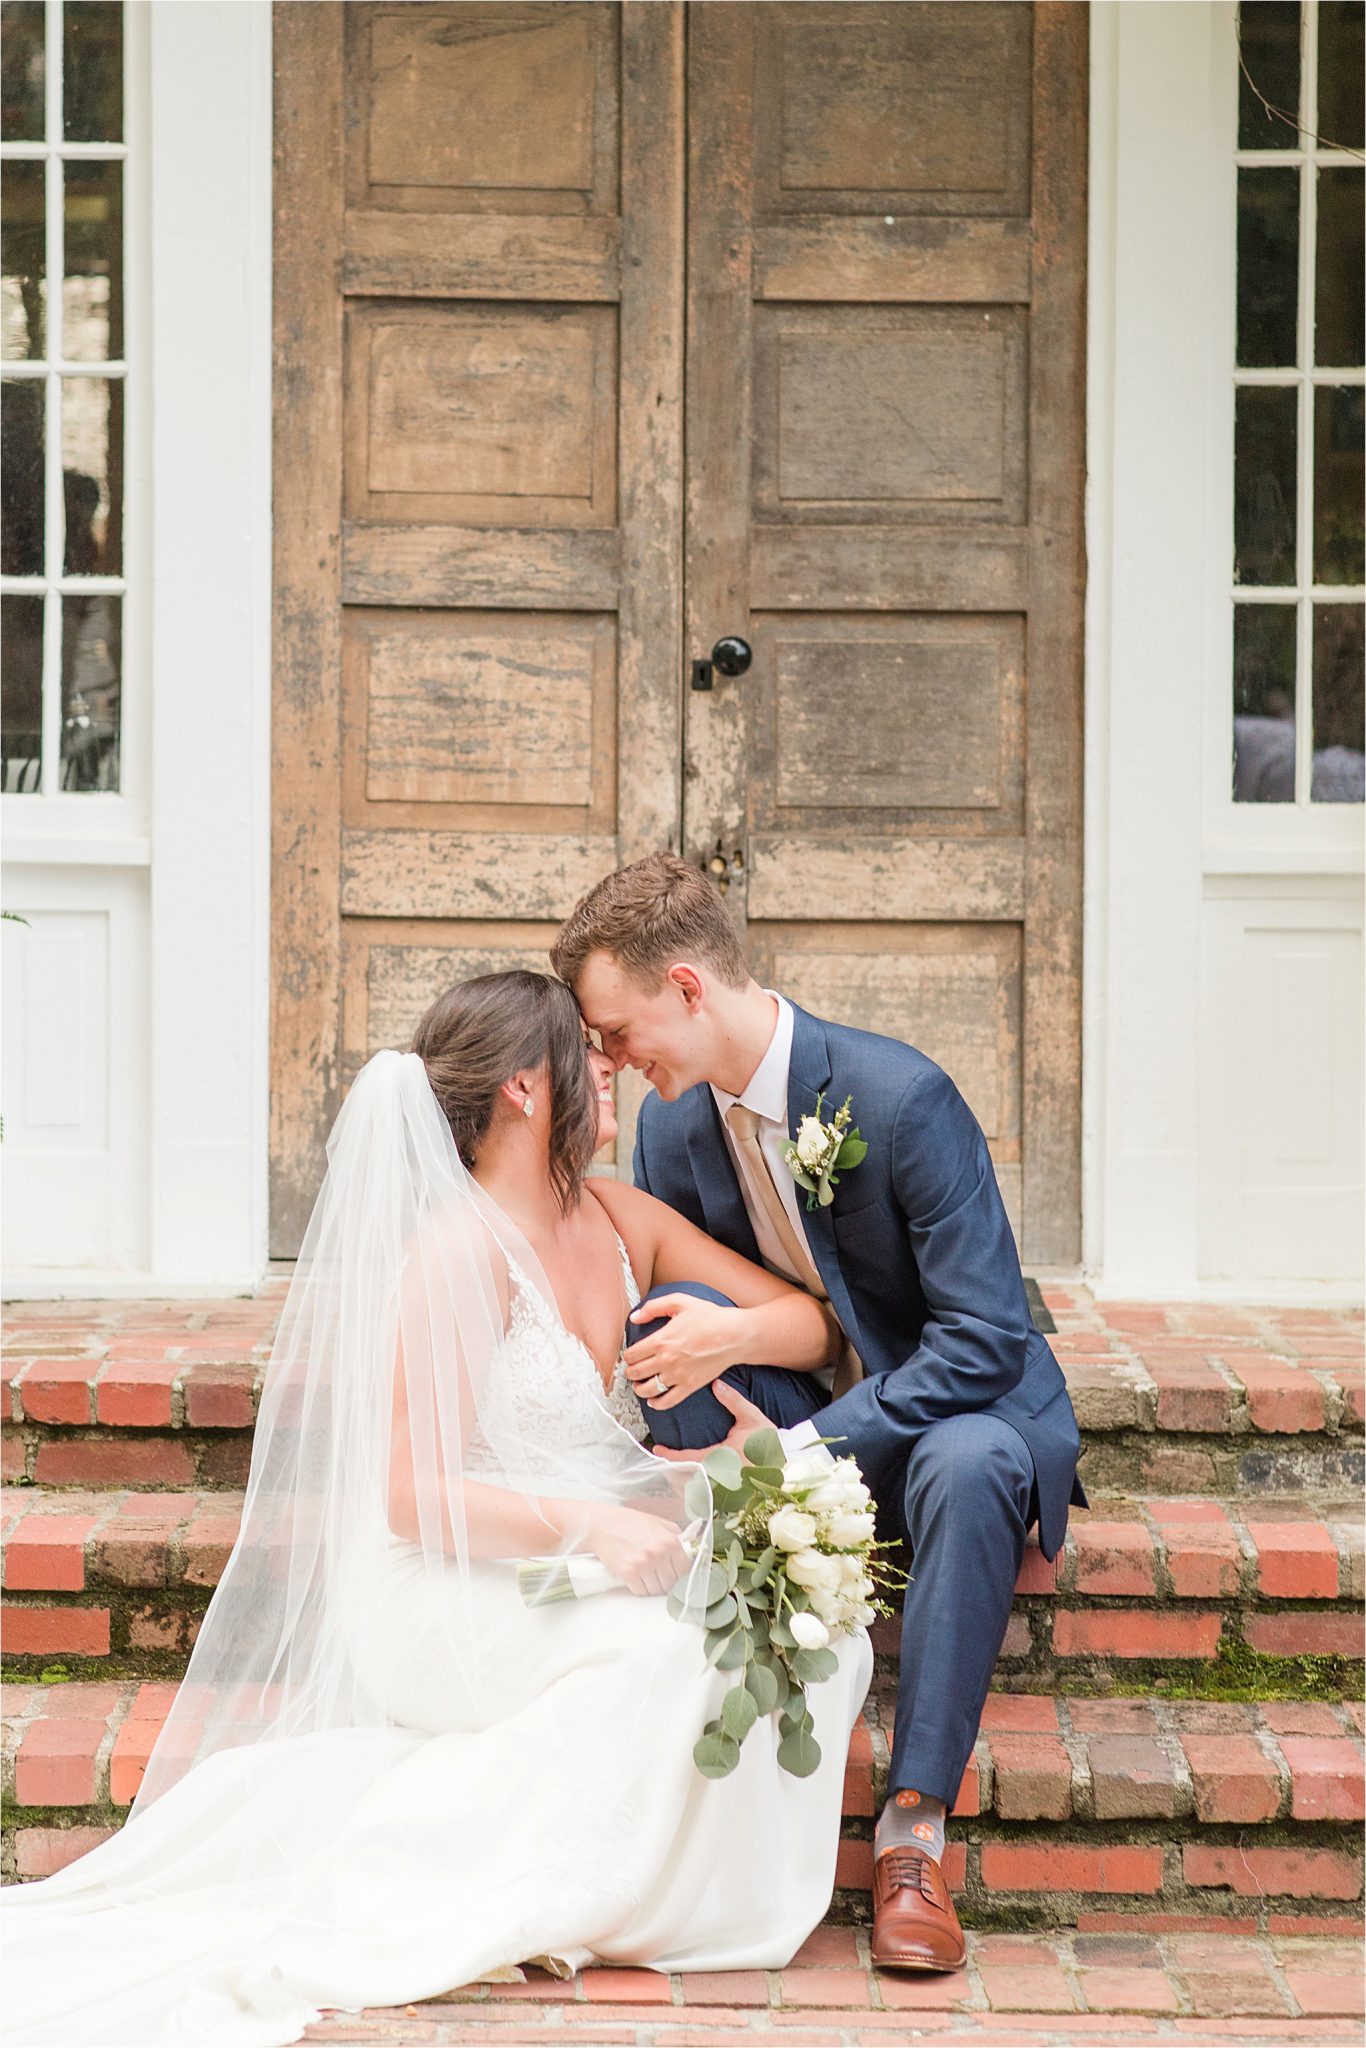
{"left": 1315, "top": 168, "right": 1364, "bottom": 367}
{"left": 62, "top": 0, "right": 121, "bottom": 143}
{"left": 64, "top": 159, "right": 122, "bottom": 362}
{"left": 1238, "top": 1, "right": 1302, "bottom": 148}
{"left": 1234, "top": 605, "right": 1298, "bottom": 801}
{"left": 1, "top": 591, "right": 42, "bottom": 790}
{"left": 60, "top": 591, "right": 119, "bottom": 789}
{"left": 1314, "top": 386, "right": 1365, "bottom": 586}
{"left": 1, "top": 372, "right": 44, "bottom": 575}
{"left": 1235, "top": 387, "right": 1297, "bottom": 584}
{"left": 1311, "top": 604, "right": 1365, "bottom": 801}
{"left": 1, "top": 155, "right": 44, "bottom": 360}
{"left": 1236, "top": 168, "right": 1300, "bottom": 367}
{"left": 1318, "top": 1, "right": 1365, "bottom": 149}
{"left": 62, "top": 376, "right": 122, "bottom": 574}
{"left": 0, "top": 3, "right": 46, "bottom": 143}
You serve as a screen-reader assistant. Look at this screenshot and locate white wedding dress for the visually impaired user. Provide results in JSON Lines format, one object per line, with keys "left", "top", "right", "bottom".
{"left": 4, "top": 1223, "right": 872, "bottom": 2048}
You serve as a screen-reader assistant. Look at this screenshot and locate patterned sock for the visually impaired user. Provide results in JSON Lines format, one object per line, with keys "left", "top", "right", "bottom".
{"left": 875, "top": 1789, "right": 947, "bottom": 1863}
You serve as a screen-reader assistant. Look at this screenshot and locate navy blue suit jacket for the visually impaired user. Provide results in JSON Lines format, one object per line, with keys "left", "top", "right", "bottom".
{"left": 632, "top": 1001, "right": 1085, "bottom": 1558}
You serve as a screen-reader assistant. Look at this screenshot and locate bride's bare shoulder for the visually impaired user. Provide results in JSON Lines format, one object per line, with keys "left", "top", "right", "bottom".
{"left": 584, "top": 1175, "right": 662, "bottom": 1252}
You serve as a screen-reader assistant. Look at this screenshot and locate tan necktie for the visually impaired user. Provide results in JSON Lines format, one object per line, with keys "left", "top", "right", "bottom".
{"left": 725, "top": 1103, "right": 863, "bottom": 1395}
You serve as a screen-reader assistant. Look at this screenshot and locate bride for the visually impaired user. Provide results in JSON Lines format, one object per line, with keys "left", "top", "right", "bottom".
{"left": 3, "top": 970, "right": 873, "bottom": 2047}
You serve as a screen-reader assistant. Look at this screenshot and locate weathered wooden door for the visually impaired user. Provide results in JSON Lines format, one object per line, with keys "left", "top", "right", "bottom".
{"left": 271, "top": 2, "right": 1085, "bottom": 1263}
{"left": 682, "top": 4, "right": 1085, "bottom": 1264}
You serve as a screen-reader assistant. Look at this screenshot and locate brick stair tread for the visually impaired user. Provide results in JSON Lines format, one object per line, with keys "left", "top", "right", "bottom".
{"left": 5, "top": 1681, "right": 1362, "bottom": 1831}
{"left": 4, "top": 1484, "right": 1361, "bottom": 1603}
{"left": 4, "top": 1289, "right": 1361, "bottom": 1439}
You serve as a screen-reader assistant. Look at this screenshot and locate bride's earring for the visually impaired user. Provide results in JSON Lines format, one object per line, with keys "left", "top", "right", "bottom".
{"left": 522, "top": 1098, "right": 535, "bottom": 1119}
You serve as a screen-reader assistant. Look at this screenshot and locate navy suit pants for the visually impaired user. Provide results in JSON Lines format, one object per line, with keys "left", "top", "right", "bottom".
{"left": 627, "top": 1281, "right": 1034, "bottom": 1809}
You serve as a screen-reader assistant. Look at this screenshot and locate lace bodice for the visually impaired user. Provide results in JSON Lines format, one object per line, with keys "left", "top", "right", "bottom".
{"left": 463, "top": 1230, "right": 648, "bottom": 1485}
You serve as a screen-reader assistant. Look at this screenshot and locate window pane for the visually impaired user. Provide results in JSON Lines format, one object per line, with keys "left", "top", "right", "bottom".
{"left": 63, "top": 0, "right": 122, "bottom": 143}
{"left": 62, "top": 375, "right": 122, "bottom": 575}
{"left": 1235, "top": 385, "right": 1298, "bottom": 584}
{"left": 1233, "top": 603, "right": 1298, "bottom": 800}
{"left": 61, "top": 592, "right": 119, "bottom": 790}
{"left": 1, "top": 2, "right": 45, "bottom": 143}
{"left": 1311, "top": 602, "right": 1365, "bottom": 801}
{"left": 1, "top": 157, "right": 45, "bottom": 361}
{"left": 1315, "top": 168, "right": 1364, "bottom": 367}
{"left": 64, "top": 160, "right": 122, "bottom": 362}
{"left": 1318, "top": 1, "right": 1365, "bottom": 152}
{"left": 1, "top": 372, "right": 44, "bottom": 574}
{"left": 1237, "top": 168, "right": 1300, "bottom": 367}
{"left": 1238, "top": 1, "right": 1301, "bottom": 148}
{"left": 1315, "top": 386, "right": 1365, "bottom": 585}
{"left": 1, "top": 592, "right": 43, "bottom": 791}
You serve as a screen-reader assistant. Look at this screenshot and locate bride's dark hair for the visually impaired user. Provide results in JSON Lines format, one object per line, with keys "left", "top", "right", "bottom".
{"left": 411, "top": 970, "right": 600, "bottom": 1213}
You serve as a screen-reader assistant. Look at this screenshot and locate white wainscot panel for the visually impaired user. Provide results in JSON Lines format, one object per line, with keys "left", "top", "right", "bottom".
{"left": 1200, "top": 883, "right": 1364, "bottom": 1285}
{"left": 1, "top": 870, "right": 148, "bottom": 1272}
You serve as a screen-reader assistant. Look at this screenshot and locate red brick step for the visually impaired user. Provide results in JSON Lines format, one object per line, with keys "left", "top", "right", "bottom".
{"left": 5, "top": 1483, "right": 1360, "bottom": 1675}
{"left": 5, "top": 1682, "right": 1361, "bottom": 1934}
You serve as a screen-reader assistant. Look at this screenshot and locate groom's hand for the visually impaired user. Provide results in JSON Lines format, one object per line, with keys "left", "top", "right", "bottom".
{"left": 624, "top": 1294, "right": 751, "bottom": 1410}
{"left": 650, "top": 1379, "right": 771, "bottom": 1462}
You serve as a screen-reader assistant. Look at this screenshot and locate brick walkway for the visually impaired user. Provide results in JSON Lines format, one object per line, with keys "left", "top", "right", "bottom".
{"left": 291, "top": 1928, "right": 1365, "bottom": 2045}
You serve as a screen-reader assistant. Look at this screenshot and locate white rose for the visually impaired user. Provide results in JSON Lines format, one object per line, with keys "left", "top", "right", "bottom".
{"left": 786, "top": 1549, "right": 841, "bottom": 1592}
{"left": 809, "top": 1585, "right": 845, "bottom": 1624}
{"left": 850, "top": 1603, "right": 877, "bottom": 1627}
{"left": 795, "top": 1116, "right": 830, "bottom": 1170}
{"left": 803, "top": 1477, "right": 856, "bottom": 1513}
{"left": 835, "top": 1553, "right": 866, "bottom": 1591}
{"left": 788, "top": 1610, "right": 830, "bottom": 1650}
{"left": 782, "top": 1448, "right": 833, "bottom": 1490}
{"left": 768, "top": 1506, "right": 818, "bottom": 1553}
{"left": 826, "top": 1511, "right": 877, "bottom": 1550}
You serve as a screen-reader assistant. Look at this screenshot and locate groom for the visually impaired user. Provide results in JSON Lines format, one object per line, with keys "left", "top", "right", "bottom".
{"left": 552, "top": 853, "right": 1085, "bottom": 1973}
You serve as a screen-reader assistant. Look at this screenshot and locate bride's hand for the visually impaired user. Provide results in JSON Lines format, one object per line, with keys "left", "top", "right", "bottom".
{"left": 623, "top": 1295, "right": 751, "bottom": 1409}
{"left": 585, "top": 1504, "right": 692, "bottom": 1597}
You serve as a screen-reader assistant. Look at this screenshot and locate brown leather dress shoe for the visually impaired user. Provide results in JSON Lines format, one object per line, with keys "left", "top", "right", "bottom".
{"left": 870, "top": 1846, "right": 967, "bottom": 1972}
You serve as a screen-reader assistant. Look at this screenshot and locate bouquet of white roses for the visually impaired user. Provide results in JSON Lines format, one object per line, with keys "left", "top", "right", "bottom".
{"left": 670, "top": 1426, "right": 904, "bottom": 1780}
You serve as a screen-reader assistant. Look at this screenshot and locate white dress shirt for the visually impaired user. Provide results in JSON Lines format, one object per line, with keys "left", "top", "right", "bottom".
{"left": 710, "top": 993, "right": 834, "bottom": 1449}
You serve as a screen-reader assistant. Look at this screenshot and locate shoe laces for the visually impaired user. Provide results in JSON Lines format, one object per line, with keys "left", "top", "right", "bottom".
{"left": 878, "top": 1847, "right": 941, "bottom": 1902}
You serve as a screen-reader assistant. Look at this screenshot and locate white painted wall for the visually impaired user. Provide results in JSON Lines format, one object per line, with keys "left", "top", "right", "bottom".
{"left": 1084, "top": 1, "right": 1364, "bottom": 1301}
{"left": 2, "top": 1, "right": 272, "bottom": 1294}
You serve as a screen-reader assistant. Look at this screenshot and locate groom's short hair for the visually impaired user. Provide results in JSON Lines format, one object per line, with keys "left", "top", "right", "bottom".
{"left": 551, "top": 851, "right": 750, "bottom": 992}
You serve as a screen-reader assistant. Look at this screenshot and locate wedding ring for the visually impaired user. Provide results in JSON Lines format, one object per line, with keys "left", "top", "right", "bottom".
{"left": 652, "top": 1375, "right": 670, "bottom": 1397}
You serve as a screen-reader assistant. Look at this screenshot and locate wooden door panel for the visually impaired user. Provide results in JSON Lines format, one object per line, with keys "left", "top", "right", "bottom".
{"left": 273, "top": 1, "right": 683, "bottom": 1252}
{"left": 752, "top": 1, "right": 1032, "bottom": 217}
{"left": 684, "top": 2, "right": 1084, "bottom": 1265}
{"left": 753, "top": 306, "right": 1028, "bottom": 523}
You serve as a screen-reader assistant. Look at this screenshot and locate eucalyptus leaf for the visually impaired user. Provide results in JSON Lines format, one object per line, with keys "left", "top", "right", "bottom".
{"left": 704, "top": 1628, "right": 737, "bottom": 1667}
{"left": 704, "top": 1562, "right": 730, "bottom": 1607}
{"left": 705, "top": 1593, "right": 738, "bottom": 1629}
{"left": 720, "top": 1684, "right": 759, "bottom": 1742}
{"left": 683, "top": 1472, "right": 712, "bottom": 1522}
{"left": 836, "top": 1133, "right": 868, "bottom": 1169}
{"left": 789, "top": 1644, "right": 839, "bottom": 1684}
{"left": 777, "top": 1725, "right": 822, "bottom": 1778}
{"left": 694, "top": 1731, "right": 741, "bottom": 1778}
{"left": 716, "top": 1629, "right": 749, "bottom": 1671}
{"left": 742, "top": 1427, "right": 783, "bottom": 1469}
{"left": 751, "top": 1546, "right": 777, "bottom": 1586}
{"left": 769, "top": 1615, "right": 795, "bottom": 1649}
{"left": 744, "top": 1662, "right": 780, "bottom": 1717}
{"left": 704, "top": 1446, "right": 744, "bottom": 1491}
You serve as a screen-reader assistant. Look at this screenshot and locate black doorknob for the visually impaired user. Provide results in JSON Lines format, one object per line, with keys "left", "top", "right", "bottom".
{"left": 711, "top": 635, "right": 753, "bottom": 678}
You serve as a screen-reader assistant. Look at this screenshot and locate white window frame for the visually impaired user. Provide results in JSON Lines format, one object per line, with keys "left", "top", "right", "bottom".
{"left": 1202, "top": 0, "right": 1364, "bottom": 871}
{"left": 1, "top": 0, "right": 149, "bottom": 861}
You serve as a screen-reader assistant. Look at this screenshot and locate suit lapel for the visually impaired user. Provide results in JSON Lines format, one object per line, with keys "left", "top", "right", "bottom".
{"left": 785, "top": 1004, "right": 864, "bottom": 1353}
{"left": 683, "top": 1087, "right": 762, "bottom": 1266}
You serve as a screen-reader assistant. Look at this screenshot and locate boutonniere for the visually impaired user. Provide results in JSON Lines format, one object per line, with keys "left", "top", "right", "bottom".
{"left": 781, "top": 1093, "right": 868, "bottom": 1212}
